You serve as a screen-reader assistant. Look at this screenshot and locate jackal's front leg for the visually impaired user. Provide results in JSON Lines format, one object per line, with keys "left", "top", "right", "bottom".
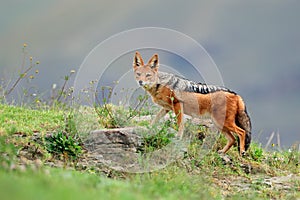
{"left": 151, "top": 108, "right": 169, "bottom": 125}
{"left": 173, "top": 102, "right": 184, "bottom": 139}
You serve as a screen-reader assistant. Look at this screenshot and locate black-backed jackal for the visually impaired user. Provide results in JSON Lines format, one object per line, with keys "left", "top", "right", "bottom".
{"left": 133, "top": 52, "right": 251, "bottom": 155}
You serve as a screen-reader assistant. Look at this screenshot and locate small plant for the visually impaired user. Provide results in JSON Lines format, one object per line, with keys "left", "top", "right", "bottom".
{"left": 45, "top": 131, "right": 82, "bottom": 161}
{"left": 64, "top": 112, "right": 78, "bottom": 135}
{"left": 94, "top": 103, "right": 121, "bottom": 128}
{"left": 50, "top": 70, "right": 76, "bottom": 105}
{"left": 127, "top": 93, "right": 151, "bottom": 118}
{"left": 264, "top": 145, "right": 300, "bottom": 173}
{"left": 139, "top": 128, "right": 175, "bottom": 153}
{"left": 94, "top": 86, "right": 118, "bottom": 128}
{"left": 284, "top": 145, "right": 300, "bottom": 173}
{"left": 249, "top": 143, "right": 264, "bottom": 162}
{"left": 1, "top": 43, "right": 40, "bottom": 103}
{"left": 138, "top": 112, "right": 177, "bottom": 153}
{"left": 92, "top": 81, "right": 154, "bottom": 129}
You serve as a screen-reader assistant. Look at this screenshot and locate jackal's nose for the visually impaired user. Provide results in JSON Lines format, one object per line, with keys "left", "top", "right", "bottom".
{"left": 138, "top": 80, "right": 143, "bottom": 86}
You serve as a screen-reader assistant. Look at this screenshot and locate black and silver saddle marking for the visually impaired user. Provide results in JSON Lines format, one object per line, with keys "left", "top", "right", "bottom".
{"left": 188, "top": 82, "right": 236, "bottom": 94}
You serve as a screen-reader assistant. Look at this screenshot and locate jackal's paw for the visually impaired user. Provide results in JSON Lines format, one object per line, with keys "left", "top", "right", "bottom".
{"left": 217, "top": 150, "right": 225, "bottom": 154}
{"left": 241, "top": 151, "right": 246, "bottom": 157}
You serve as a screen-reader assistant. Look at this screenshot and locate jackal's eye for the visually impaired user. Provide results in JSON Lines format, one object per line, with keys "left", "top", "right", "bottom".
{"left": 145, "top": 73, "right": 151, "bottom": 78}
{"left": 136, "top": 72, "right": 141, "bottom": 76}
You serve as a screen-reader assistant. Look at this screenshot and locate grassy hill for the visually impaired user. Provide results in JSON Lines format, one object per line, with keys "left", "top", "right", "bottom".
{"left": 0, "top": 103, "right": 299, "bottom": 200}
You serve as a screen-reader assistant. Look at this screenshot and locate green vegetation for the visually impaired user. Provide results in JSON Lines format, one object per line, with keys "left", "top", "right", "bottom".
{"left": 0, "top": 104, "right": 64, "bottom": 135}
{"left": 45, "top": 131, "right": 82, "bottom": 161}
{"left": 0, "top": 103, "right": 299, "bottom": 200}
{"left": 0, "top": 46, "right": 299, "bottom": 199}
{"left": 138, "top": 113, "right": 177, "bottom": 153}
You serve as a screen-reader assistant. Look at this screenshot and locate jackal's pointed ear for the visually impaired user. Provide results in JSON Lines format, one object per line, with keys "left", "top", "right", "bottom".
{"left": 148, "top": 54, "right": 159, "bottom": 69}
{"left": 133, "top": 51, "right": 144, "bottom": 69}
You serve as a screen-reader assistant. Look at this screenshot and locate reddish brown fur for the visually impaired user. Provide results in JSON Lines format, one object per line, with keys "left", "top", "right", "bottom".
{"left": 133, "top": 51, "right": 251, "bottom": 155}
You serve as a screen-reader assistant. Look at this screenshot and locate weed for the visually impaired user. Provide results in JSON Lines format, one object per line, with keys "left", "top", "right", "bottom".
{"left": 139, "top": 128, "right": 174, "bottom": 153}
{"left": 2, "top": 44, "right": 40, "bottom": 100}
{"left": 64, "top": 111, "right": 78, "bottom": 135}
{"left": 127, "top": 93, "right": 151, "bottom": 118}
{"left": 94, "top": 86, "right": 151, "bottom": 128}
{"left": 44, "top": 111, "right": 82, "bottom": 162}
{"left": 90, "top": 78, "right": 156, "bottom": 129}
{"left": 45, "top": 131, "right": 82, "bottom": 162}
{"left": 248, "top": 143, "right": 264, "bottom": 162}
{"left": 264, "top": 145, "right": 300, "bottom": 173}
{"left": 94, "top": 103, "right": 121, "bottom": 128}
{"left": 93, "top": 86, "right": 118, "bottom": 128}
{"left": 50, "top": 70, "right": 76, "bottom": 106}
{"left": 138, "top": 112, "right": 177, "bottom": 153}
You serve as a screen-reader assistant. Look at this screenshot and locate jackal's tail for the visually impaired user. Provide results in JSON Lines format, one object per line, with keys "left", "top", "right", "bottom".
{"left": 236, "top": 96, "right": 252, "bottom": 151}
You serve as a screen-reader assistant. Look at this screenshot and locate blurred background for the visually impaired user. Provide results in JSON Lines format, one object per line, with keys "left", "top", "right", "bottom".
{"left": 1, "top": 1, "right": 299, "bottom": 147}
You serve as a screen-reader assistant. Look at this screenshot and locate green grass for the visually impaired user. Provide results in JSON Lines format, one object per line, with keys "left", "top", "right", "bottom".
{"left": 0, "top": 166, "right": 220, "bottom": 200}
{"left": 0, "top": 103, "right": 299, "bottom": 200}
{"left": 0, "top": 104, "right": 64, "bottom": 135}
{"left": 0, "top": 168, "right": 139, "bottom": 200}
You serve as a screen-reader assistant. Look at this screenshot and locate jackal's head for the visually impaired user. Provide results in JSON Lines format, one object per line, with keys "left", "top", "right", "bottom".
{"left": 133, "top": 51, "right": 159, "bottom": 89}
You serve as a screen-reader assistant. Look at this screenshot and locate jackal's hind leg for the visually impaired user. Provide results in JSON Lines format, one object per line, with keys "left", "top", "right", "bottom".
{"left": 218, "top": 131, "right": 235, "bottom": 154}
{"left": 221, "top": 125, "right": 246, "bottom": 155}
{"left": 234, "top": 126, "right": 246, "bottom": 155}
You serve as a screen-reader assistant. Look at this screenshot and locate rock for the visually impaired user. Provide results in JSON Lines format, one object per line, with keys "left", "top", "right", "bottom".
{"left": 84, "top": 127, "right": 143, "bottom": 172}
{"left": 262, "top": 174, "right": 300, "bottom": 190}
{"left": 84, "top": 127, "right": 142, "bottom": 153}
{"left": 83, "top": 127, "right": 186, "bottom": 173}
